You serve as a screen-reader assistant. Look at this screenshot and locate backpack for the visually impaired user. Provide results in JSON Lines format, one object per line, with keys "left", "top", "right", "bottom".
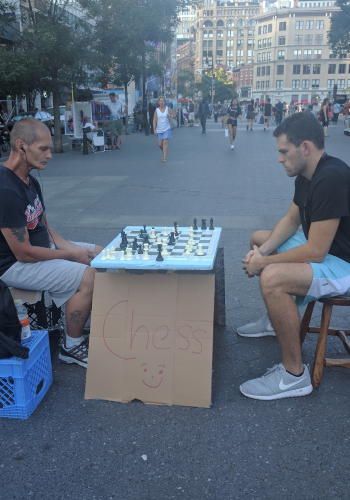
{"left": 0, "top": 280, "right": 29, "bottom": 359}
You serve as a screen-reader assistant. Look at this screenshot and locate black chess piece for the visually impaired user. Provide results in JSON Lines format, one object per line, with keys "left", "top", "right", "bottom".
{"left": 138, "top": 244, "right": 143, "bottom": 254}
{"left": 156, "top": 244, "right": 164, "bottom": 261}
{"left": 143, "top": 234, "right": 150, "bottom": 245}
{"left": 201, "top": 219, "right": 207, "bottom": 230}
{"left": 139, "top": 228, "right": 144, "bottom": 238}
{"left": 193, "top": 218, "right": 198, "bottom": 230}
{"left": 209, "top": 218, "right": 214, "bottom": 230}
{"left": 174, "top": 221, "right": 179, "bottom": 236}
{"left": 168, "top": 232, "right": 175, "bottom": 245}
{"left": 132, "top": 237, "right": 138, "bottom": 250}
{"left": 143, "top": 225, "right": 148, "bottom": 234}
{"left": 120, "top": 230, "right": 128, "bottom": 248}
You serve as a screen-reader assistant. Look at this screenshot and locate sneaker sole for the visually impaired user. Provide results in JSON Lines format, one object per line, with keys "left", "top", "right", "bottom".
{"left": 239, "top": 384, "right": 313, "bottom": 400}
{"left": 59, "top": 353, "right": 87, "bottom": 368}
{"left": 237, "top": 330, "right": 276, "bottom": 338}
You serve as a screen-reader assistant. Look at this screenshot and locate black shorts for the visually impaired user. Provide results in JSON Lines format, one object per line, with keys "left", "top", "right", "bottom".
{"left": 227, "top": 119, "right": 237, "bottom": 126}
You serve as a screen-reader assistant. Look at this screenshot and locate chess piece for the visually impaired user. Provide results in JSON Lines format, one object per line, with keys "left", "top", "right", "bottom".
{"left": 193, "top": 218, "right": 198, "bottom": 230}
{"left": 174, "top": 222, "right": 179, "bottom": 236}
{"left": 201, "top": 219, "right": 207, "bottom": 230}
{"left": 126, "top": 248, "right": 133, "bottom": 260}
{"left": 106, "top": 249, "right": 111, "bottom": 260}
{"left": 209, "top": 218, "right": 214, "bottom": 230}
{"left": 120, "top": 230, "right": 128, "bottom": 248}
{"left": 110, "top": 246, "right": 116, "bottom": 260}
{"left": 120, "top": 250, "right": 125, "bottom": 261}
{"left": 156, "top": 233, "right": 161, "bottom": 244}
{"left": 138, "top": 244, "right": 143, "bottom": 254}
{"left": 161, "top": 239, "right": 169, "bottom": 256}
{"left": 185, "top": 245, "right": 191, "bottom": 255}
{"left": 150, "top": 227, "right": 156, "bottom": 239}
{"left": 168, "top": 231, "right": 175, "bottom": 245}
{"left": 156, "top": 244, "right": 164, "bottom": 261}
{"left": 101, "top": 250, "right": 107, "bottom": 261}
{"left": 197, "top": 244, "right": 204, "bottom": 256}
{"left": 132, "top": 237, "right": 138, "bottom": 250}
{"left": 143, "top": 225, "right": 148, "bottom": 234}
{"left": 142, "top": 244, "right": 150, "bottom": 260}
{"left": 143, "top": 234, "right": 150, "bottom": 245}
{"left": 163, "top": 227, "right": 168, "bottom": 236}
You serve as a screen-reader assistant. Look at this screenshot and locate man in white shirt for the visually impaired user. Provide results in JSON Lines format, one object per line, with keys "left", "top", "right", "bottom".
{"left": 333, "top": 102, "right": 341, "bottom": 124}
{"left": 91, "top": 93, "right": 127, "bottom": 150}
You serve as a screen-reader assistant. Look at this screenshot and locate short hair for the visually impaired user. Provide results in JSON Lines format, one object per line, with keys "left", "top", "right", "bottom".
{"left": 109, "top": 92, "right": 116, "bottom": 97}
{"left": 158, "top": 96, "right": 165, "bottom": 102}
{"left": 10, "top": 118, "right": 50, "bottom": 152}
{"left": 273, "top": 111, "right": 324, "bottom": 150}
{"left": 266, "top": 97, "right": 271, "bottom": 103}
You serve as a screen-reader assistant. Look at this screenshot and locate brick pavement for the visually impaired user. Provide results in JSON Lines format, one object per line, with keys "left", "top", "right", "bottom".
{"left": 1, "top": 117, "right": 350, "bottom": 499}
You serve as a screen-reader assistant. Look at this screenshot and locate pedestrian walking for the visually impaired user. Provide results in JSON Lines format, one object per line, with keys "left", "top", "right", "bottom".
{"left": 199, "top": 97, "right": 210, "bottom": 134}
{"left": 152, "top": 96, "right": 177, "bottom": 162}
{"left": 194, "top": 101, "right": 200, "bottom": 127}
{"left": 275, "top": 100, "right": 283, "bottom": 124}
{"left": 225, "top": 98, "right": 242, "bottom": 149}
{"left": 188, "top": 102, "right": 195, "bottom": 127}
{"left": 213, "top": 102, "right": 219, "bottom": 123}
{"left": 220, "top": 100, "right": 228, "bottom": 128}
{"left": 91, "top": 93, "right": 127, "bottom": 150}
{"left": 246, "top": 99, "right": 255, "bottom": 131}
{"left": 263, "top": 97, "right": 272, "bottom": 131}
{"left": 321, "top": 98, "right": 329, "bottom": 137}
{"left": 333, "top": 102, "right": 340, "bottom": 124}
{"left": 328, "top": 102, "right": 333, "bottom": 125}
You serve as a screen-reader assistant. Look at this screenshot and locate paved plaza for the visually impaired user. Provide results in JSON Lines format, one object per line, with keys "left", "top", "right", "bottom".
{"left": 1, "top": 118, "right": 350, "bottom": 499}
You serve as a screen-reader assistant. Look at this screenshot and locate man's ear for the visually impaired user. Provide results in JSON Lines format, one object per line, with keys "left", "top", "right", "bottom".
{"left": 302, "top": 140, "right": 312, "bottom": 156}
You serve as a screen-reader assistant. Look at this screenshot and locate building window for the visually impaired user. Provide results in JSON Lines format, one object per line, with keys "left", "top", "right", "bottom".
{"left": 227, "top": 50, "right": 233, "bottom": 57}
{"left": 217, "top": 30, "right": 223, "bottom": 37}
{"left": 303, "top": 64, "right": 311, "bottom": 74}
{"left": 329, "top": 50, "right": 336, "bottom": 59}
{"left": 258, "top": 40, "right": 262, "bottom": 49}
{"left": 249, "top": 78, "right": 252, "bottom": 85}
{"left": 263, "top": 38, "right": 267, "bottom": 48}
{"left": 314, "top": 50, "right": 322, "bottom": 58}
{"left": 227, "top": 40, "right": 234, "bottom": 47}
{"left": 304, "top": 50, "right": 312, "bottom": 59}
{"left": 305, "top": 35, "right": 313, "bottom": 45}
{"left": 256, "top": 81, "right": 260, "bottom": 89}
{"left": 258, "top": 26, "right": 262, "bottom": 35}
{"left": 268, "top": 38, "right": 272, "bottom": 47}
{"left": 306, "top": 20, "right": 314, "bottom": 29}
{"left": 208, "top": 30, "right": 213, "bottom": 38}
{"left": 237, "top": 39, "right": 244, "bottom": 47}
{"left": 268, "top": 24, "right": 272, "bottom": 32}
{"left": 292, "top": 80, "right": 300, "bottom": 88}
{"left": 266, "top": 80, "right": 270, "bottom": 89}
{"left": 203, "top": 41, "right": 207, "bottom": 48}
{"left": 227, "top": 30, "right": 234, "bottom": 37}
{"left": 276, "top": 80, "right": 283, "bottom": 89}
{"left": 257, "top": 53, "right": 261, "bottom": 62}
{"left": 238, "top": 29, "right": 244, "bottom": 37}
{"left": 292, "top": 95, "right": 299, "bottom": 102}
{"left": 261, "top": 81, "right": 265, "bottom": 89}
{"left": 294, "top": 50, "right": 302, "bottom": 59}
{"left": 278, "top": 50, "right": 285, "bottom": 60}
{"left": 262, "top": 52, "right": 266, "bottom": 61}
{"left": 217, "top": 50, "right": 223, "bottom": 56}
{"left": 313, "top": 64, "right": 321, "bottom": 74}
{"left": 267, "top": 52, "right": 271, "bottom": 61}
{"left": 203, "top": 30, "right": 208, "bottom": 38}
{"left": 312, "top": 79, "right": 320, "bottom": 88}
{"left": 337, "top": 79, "right": 345, "bottom": 88}
{"left": 245, "top": 79, "right": 248, "bottom": 85}
{"left": 293, "top": 64, "right": 301, "bottom": 74}
{"left": 295, "top": 35, "right": 303, "bottom": 44}
{"left": 339, "top": 64, "right": 346, "bottom": 74}
{"left": 257, "top": 67, "right": 261, "bottom": 77}
{"left": 266, "top": 66, "right": 270, "bottom": 76}
{"left": 316, "top": 20, "right": 324, "bottom": 29}
{"left": 247, "top": 50, "right": 253, "bottom": 57}
{"left": 327, "top": 79, "right": 335, "bottom": 88}
{"left": 248, "top": 29, "right": 253, "bottom": 36}
{"left": 296, "top": 21, "right": 303, "bottom": 30}
{"left": 238, "top": 19, "right": 245, "bottom": 27}
{"left": 278, "top": 36, "right": 285, "bottom": 45}
{"left": 227, "top": 60, "right": 233, "bottom": 66}
{"left": 250, "top": 69, "right": 253, "bottom": 76}
{"left": 261, "top": 67, "right": 266, "bottom": 76}
{"left": 227, "top": 19, "right": 234, "bottom": 27}
{"left": 216, "top": 59, "right": 223, "bottom": 65}
{"left": 263, "top": 25, "right": 267, "bottom": 34}
{"left": 302, "top": 79, "right": 310, "bottom": 88}
{"left": 237, "top": 49, "right": 244, "bottom": 57}
{"left": 217, "top": 40, "right": 223, "bottom": 48}
{"left": 315, "top": 34, "right": 323, "bottom": 44}
{"left": 247, "top": 39, "right": 253, "bottom": 47}
{"left": 328, "top": 64, "right": 336, "bottom": 74}
{"left": 277, "top": 65, "right": 284, "bottom": 75}
{"left": 203, "top": 50, "right": 207, "bottom": 57}
{"left": 279, "top": 22, "right": 286, "bottom": 31}
{"left": 217, "top": 20, "right": 224, "bottom": 27}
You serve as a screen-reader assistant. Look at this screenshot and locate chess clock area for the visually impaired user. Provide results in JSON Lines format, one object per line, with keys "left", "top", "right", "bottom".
{"left": 86, "top": 220, "right": 225, "bottom": 408}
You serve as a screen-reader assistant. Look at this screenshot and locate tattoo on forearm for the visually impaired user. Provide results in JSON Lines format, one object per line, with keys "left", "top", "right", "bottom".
{"left": 70, "top": 310, "right": 83, "bottom": 325}
{"left": 10, "top": 227, "right": 26, "bottom": 243}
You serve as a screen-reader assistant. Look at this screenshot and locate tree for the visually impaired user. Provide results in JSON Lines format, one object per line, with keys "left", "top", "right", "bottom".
{"left": 177, "top": 69, "right": 195, "bottom": 99}
{"left": 327, "top": 0, "right": 350, "bottom": 57}
{"left": 196, "top": 67, "right": 236, "bottom": 102}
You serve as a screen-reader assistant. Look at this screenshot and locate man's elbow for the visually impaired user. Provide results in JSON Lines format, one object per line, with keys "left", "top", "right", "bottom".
{"left": 13, "top": 248, "right": 37, "bottom": 263}
{"left": 310, "top": 248, "right": 328, "bottom": 263}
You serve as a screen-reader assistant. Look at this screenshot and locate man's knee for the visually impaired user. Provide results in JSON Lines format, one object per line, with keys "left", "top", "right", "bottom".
{"left": 95, "top": 245, "right": 103, "bottom": 254}
{"left": 250, "top": 230, "right": 271, "bottom": 249}
{"left": 79, "top": 267, "right": 95, "bottom": 294}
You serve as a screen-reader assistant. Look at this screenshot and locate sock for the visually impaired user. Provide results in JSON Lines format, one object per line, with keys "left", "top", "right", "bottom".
{"left": 65, "top": 334, "right": 84, "bottom": 349}
{"left": 286, "top": 368, "right": 304, "bottom": 378}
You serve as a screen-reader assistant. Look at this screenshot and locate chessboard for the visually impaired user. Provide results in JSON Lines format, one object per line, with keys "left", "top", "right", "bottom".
{"left": 91, "top": 225, "right": 222, "bottom": 271}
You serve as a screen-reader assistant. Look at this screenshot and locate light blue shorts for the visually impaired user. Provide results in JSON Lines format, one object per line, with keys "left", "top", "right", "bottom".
{"left": 157, "top": 128, "right": 172, "bottom": 140}
{"left": 278, "top": 233, "right": 350, "bottom": 308}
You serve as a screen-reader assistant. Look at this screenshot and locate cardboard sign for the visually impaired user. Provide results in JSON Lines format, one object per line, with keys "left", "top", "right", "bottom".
{"left": 85, "top": 273, "right": 215, "bottom": 408}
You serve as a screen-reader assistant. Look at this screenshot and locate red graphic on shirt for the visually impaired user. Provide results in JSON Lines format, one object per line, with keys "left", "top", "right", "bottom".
{"left": 25, "top": 195, "right": 43, "bottom": 230}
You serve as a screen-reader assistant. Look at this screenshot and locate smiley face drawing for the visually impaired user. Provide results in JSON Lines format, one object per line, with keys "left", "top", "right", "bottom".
{"left": 141, "top": 363, "right": 165, "bottom": 389}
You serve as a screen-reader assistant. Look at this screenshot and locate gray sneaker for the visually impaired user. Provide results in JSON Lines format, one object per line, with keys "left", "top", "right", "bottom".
{"left": 240, "top": 363, "right": 313, "bottom": 401}
{"left": 237, "top": 314, "right": 276, "bottom": 337}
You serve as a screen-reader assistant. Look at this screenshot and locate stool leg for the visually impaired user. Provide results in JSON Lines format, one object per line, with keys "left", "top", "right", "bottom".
{"left": 300, "top": 301, "right": 315, "bottom": 345}
{"left": 312, "top": 303, "right": 332, "bottom": 389}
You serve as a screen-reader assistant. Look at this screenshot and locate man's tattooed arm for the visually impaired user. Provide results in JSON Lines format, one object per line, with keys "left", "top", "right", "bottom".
{"left": 10, "top": 227, "right": 27, "bottom": 243}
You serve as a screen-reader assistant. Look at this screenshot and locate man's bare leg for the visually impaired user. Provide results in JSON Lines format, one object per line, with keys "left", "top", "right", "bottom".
{"left": 158, "top": 140, "right": 163, "bottom": 152}
{"left": 110, "top": 134, "right": 115, "bottom": 149}
{"left": 65, "top": 267, "right": 95, "bottom": 339}
{"left": 260, "top": 262, "right": 313, "bottom": 375}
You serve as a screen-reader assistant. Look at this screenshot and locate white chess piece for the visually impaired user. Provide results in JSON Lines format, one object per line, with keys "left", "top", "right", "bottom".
{"left": 162, "top": 227, "right": 168, "bottom": 236}
{"left": 106, "top": 249, "right": 111, "bottom": 260}
{"left": 150, "top": 228, "right": 156, "bottom": 239}
{"left": 126, "top": 248, "right": 133, "bottom": 260}
{"left": 110, "top": 247, "right": 116, "bottom": 260}
{"left": 161, "top": 239, "right": 169, "bottom": 256}
{"left": 189, "top": 226, "right": 193, "bottom": 237}
{"left": 197, "top": 244, "right": 204, "bottom": 256}
{"left": 142, "top": 246, "right": 150, "bottom": 260}
{"left": 120, "top": 250, "right": 125, "bottom": 261}
{"left": 101, "top": 250, "right": 107, "bottom": 261}
{"left": 156, "top": 233, "right": 161, "bottom": 244}
{"left": 185, "top": 245, "right": 191, "bottom": 255}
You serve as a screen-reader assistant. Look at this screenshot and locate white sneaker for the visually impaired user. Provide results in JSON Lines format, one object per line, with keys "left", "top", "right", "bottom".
{"left": 230, "top": 145, "right": 234, "bottom": 149}
{"left": 237, "top": 313, "right": 276, "bottom": 338}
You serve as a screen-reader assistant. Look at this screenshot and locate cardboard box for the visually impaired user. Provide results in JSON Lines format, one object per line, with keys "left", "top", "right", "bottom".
{"left": 85, "top": 273, "right": 215, "bottom": 407}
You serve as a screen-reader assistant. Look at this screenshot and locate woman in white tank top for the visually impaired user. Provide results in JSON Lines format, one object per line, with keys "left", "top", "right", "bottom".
{"left": 153, "top": 96, "right": 177, "bottom": 162}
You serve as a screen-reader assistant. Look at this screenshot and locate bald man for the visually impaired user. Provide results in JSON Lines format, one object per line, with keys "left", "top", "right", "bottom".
{"left": 0, "top": 118, "right": 103, "bottom": 368}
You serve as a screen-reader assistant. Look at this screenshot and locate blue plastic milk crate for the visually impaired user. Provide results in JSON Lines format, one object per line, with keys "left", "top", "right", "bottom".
{"left": 0, "top": 330, "right": 53, "bottom": 419}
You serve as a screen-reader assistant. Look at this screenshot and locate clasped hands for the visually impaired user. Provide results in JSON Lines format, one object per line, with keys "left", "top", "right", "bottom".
{"left": 242, "top": 245, "right": 264, "bottom": 278}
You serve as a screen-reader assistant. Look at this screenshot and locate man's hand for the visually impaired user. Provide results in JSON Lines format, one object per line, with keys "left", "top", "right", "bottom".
{"left": 69, "top": 247, "right": 96, "bottom": 265}
{"left": 242, "top": 245, "right": 265, "bottom": 278}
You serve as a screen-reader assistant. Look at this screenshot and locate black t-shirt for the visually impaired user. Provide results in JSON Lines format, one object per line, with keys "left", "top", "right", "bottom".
{"left": 0, "top": 166, "right": 50, "bottom": 276}
{"left": 293, "top": 154, "right": 350, "bottom": 263}
{"left": 248, "top": 103, "right": 254, "bottom": 112}
{"left": 276, "top": 102, "right": 283, "bottom": 113}
{"left": 227, "top": 106, "right": 241, "bottom": 120}
{"left": 264, "top": 103, "right": 272, "bottom": 116}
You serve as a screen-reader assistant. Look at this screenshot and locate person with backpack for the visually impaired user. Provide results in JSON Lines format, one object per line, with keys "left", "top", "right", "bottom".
{"left": 333, "top": 102, "right": 341, "bottom": 124}
{"left": 198, "top": 97, "right": 210, "bottom": 133}
{"left": 246, "top": 99, "right": 255, "bottom": 131}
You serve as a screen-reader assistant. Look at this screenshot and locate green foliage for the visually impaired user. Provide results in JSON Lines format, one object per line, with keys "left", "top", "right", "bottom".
{"left": 177, "top": 69, "right": 195, "bottom": 98}
{"left": 195, "top": 67, "right": 237, "bottom": 102}
{"left": 327, "top": 0, "right": 350, "bottom": 57}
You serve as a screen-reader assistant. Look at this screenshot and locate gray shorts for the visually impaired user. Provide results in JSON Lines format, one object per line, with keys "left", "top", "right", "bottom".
{"left": 1, "top": 242, "right": 96, "bottom": 308}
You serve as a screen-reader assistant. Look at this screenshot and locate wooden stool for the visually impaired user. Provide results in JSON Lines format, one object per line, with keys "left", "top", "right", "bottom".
{"left": 300, "top": 296, "right": 350, "bottom": 388}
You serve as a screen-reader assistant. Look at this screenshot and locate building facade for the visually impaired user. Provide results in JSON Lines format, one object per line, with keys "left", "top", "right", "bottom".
{"left": 195, "top": 0, "right": 260, "bottom": 73}
{"left": 177, "top": 6, "right": 197, "bottom": 45}
{"left": 252, "top": 6, "right": 350, "bottom": 104}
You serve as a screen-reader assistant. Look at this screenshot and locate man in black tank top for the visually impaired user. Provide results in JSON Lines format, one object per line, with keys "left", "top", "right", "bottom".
{"left": 263, "top": 97, "right": 272, "bottom": 130}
